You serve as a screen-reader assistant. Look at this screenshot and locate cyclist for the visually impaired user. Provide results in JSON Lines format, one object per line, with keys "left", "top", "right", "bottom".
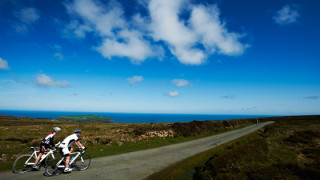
{"left": 58, "top": 129, "right": 85, "bottom": 173}
{"left": 33, "top": 127, "right": 61, "bottom": 170}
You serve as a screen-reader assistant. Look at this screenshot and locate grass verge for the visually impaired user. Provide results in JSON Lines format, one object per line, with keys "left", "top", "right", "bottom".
{"left": 147, "top": 115, "right": 320, "bottom": 179}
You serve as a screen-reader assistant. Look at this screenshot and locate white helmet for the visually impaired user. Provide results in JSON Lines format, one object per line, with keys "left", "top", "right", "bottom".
{"left": 53, "top": 127, "right": 61, "bottom": 132}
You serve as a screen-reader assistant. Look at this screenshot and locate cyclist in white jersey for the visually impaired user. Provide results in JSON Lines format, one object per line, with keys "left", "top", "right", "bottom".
{"left": 33, "top": 127, "right": 61, "bottom": 170}
{"left": 59, "top": 129, "right": 85, "bottom": 173}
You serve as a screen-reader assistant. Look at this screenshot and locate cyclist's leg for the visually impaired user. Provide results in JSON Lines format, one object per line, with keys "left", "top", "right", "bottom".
{"left": 33, "top": 144, "right": 46, "bottom": 169}
{"left": 34, "top": 153, "right": 43, "bottom": 165}
{"left": 65, "top": 155, "right": 70, "bottom": 168}
{"left": 61, "top": 147, "right": 72, "bottom": 172}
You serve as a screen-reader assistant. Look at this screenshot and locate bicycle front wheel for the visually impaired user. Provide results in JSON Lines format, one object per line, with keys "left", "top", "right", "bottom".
{"left": 45, "top": 157, "right": 64, "bottom": 176}
{"left": 74, "top": 154, "right": 91, "bottom": 171}
{"left": 13, "top": 154, "right": 35, "bottom": 173}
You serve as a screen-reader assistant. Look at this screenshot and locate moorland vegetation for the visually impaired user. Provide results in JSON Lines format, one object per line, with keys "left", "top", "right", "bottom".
{"left": 0, "top": 115, "right": 256, "bottom": 171}
{"left": 148, "top": 115, "right": 320, "bottom": 180}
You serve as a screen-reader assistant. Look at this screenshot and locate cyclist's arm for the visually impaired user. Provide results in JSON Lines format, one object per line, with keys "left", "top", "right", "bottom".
{"left": 75, "top": 141, "right": 84, "bottom": 149}
{"left": 49, "top": 137, "right": 55, "bottom": 147}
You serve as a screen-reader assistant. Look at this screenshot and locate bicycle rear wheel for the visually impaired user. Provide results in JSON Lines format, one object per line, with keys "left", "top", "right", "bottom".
{"left": 74, "top": 154, "right": 91, "bottom": 171}
{"left": 45, "top": 157, "right": 64, "bottom": 176}
{"left": 44, "top": 153, "right": 62, "bottom": 166}
{"left": 13, "top": 155, "right": 35, "bottom": 173}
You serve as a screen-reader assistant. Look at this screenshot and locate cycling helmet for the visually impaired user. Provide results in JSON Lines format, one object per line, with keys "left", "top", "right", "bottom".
{"left": 75, "top": 129, "right": 81, "bottom": 134}
{"left": 53, "top": 127, "right": 61, "bottom": 132}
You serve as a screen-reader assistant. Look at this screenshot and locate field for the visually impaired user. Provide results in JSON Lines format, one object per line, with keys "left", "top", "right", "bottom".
{"left": 0, "top": 115, "right": 256, "bottom": 171}
{"left": 56, "top": 115, "right": 113, "bottom": 123}
{"left": 148, "top": 115, "right": 320, "bottom": 179}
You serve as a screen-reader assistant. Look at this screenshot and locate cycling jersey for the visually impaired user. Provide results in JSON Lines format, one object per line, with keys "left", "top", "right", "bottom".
{"left": 41, "top": 132, "right": 56, "bottom": 147}
{"left": 59, "top": 134, "right": 79, "bottom": 148}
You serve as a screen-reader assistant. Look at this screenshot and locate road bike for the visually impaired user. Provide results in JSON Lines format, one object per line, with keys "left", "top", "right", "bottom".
{"left": 13, "top": 146, "right": 59, "bottom": 173}
{"left": 45, "top": 149, "right": 91, "bottom": 176}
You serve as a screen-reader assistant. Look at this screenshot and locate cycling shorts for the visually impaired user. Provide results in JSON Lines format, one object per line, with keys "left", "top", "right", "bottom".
{"left": 40, "top": 143, "right": 50, "bottom": 153}
{"left": 60, "top": 147, "right": 72, "bottom": 156}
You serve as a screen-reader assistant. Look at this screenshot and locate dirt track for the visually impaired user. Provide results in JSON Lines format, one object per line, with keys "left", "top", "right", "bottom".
{"left": 0, "top": 121, "right": 273, "bottom": 180}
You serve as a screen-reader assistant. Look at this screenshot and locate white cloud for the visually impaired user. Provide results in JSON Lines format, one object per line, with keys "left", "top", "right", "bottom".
{"left": 190, "top": 5, "right": 246, "bottom": 55}
{"left": 13, "top": 7, "right": 40, "bottom": 33}
{"left": 36, "top": 74, "right": 70, "bottom": 87}
{"left": 168, "top": 90, "right": 179, "bottom": 97}
{"left": 64, "top": 0, "right": 246, "bottom": 65}
{"left": 96, "top": 29, "right": 163, "bottom": 64}
{"left": 65, "top": 0, "right": 163, "bottom": 62}
{"left": 273, "top": 4, "right": 300, "bottom": 25}
{"left": 18, "top": 8, "right": 40, "bottom": 24}
{"left": 148, "top": 0, "right": 204, "bottom": 65}
{"left": 172, "top": 79, "right": 189, "bottom": 87}
{"left": 0, "top": 58, "right": 10, "bottom": 70}
{"left": 127, "top": 76, "right": 144, "bottom": 85}
{"left": 148, "top": 0, "right": 247, "bottom": 65}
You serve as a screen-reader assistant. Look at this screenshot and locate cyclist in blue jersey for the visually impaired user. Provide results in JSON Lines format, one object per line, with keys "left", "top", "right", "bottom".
{"left": 58, "top": 129, "right": 85, "bottom": 173}
{"left": 33, "top": 127, "right": 61, "bottom": 170}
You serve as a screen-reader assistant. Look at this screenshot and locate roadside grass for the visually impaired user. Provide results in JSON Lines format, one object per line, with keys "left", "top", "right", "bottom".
{"left": 0, "top": 115, "right": 256, "bottom": 172}
{"left": 147, "top": 115, "right": 320, "bottom": 180}
{"left": 146, "top": 131, "right": 264, "bottom": 180}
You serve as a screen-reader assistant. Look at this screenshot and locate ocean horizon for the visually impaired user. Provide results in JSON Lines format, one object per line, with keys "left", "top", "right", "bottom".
{"left": 0, "top": 110, "right": 276, "bottom": 123}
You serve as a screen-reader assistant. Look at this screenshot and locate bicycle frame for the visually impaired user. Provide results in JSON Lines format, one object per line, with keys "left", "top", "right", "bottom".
{"left": 24, "top": 147, "right": 56, "bottom": 166}
{"left": 56, "top": 150, "right": 83, "bottom": 168}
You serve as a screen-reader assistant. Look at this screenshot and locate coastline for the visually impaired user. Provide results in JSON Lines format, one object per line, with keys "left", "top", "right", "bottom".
{"left": 0, "top": 110, "right": 276, "bottom": 123}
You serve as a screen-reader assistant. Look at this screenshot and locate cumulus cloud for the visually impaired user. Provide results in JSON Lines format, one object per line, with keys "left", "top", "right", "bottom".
{"left": 13, "top": 7, "right": 40, "bottom": 33}
{"left": 96, "top": 29, "right": 163, "bottom": 64}
{"left": 168, "top": 90, "right": 179, "bottom": 98}
{"left": 36, "top": 74, "right": 70, "bottom": 87}
{"left": 190, "top": 5, "right": 246, "bottom": 55}
{"left": 64, "top": 0, "right": 246, "bottom": 65}
{"left": 127, "top": 76, "right": 144, "bottom": 85}
{"left": 0, "top": 58, "right": 10, "bottom": 70}
{"left": 273, "top": 4, "right": 300, "bottom": 25}
{"left": 65, "top": 0, "right": 163, "bottom": 63}
{"left": 148, "top": 0, "right": 247, "bottom": 65}
{"left": 172, "top": 79, "right": 190, "bottom": 87}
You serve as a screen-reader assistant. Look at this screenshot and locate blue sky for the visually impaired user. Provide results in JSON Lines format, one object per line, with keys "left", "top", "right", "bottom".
{"left": 0, "top": 0, "right": 319, "bottom": 115}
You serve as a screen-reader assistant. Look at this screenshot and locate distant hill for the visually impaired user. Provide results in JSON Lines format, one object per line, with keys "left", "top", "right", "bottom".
{"left": 56, "top": 115, "right": 113, "bottom": 123}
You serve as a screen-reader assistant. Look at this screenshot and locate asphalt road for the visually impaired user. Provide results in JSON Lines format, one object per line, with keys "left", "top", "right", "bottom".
{"left": 0, "top": 121, "right": 273, "bottom": 180}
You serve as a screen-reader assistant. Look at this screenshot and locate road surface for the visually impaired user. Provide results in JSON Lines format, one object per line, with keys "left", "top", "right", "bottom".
{"left": 0, "top": 121, "right": 273, "bottom": 180}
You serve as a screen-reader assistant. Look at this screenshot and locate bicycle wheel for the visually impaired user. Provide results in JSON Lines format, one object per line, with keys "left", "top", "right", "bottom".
{"left": 44, "top": 153, "right": 62, "bottom": 166}
{"left": 13, "top": 154, "right": 35, "bottom": 173}
{"left": 74, "top": 154, "right": 91, "bottom": 171}
{"left": 45, "top": 157, "right": 64, "bottom": 176}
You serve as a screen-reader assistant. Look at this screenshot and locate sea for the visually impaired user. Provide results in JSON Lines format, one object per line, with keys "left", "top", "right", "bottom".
{"left": 0, "top": 110, "right": 276, "bottom": 123}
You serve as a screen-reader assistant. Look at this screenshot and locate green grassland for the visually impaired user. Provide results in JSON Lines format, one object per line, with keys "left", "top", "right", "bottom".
{"left": 0, "top": 115, "right": 256, "bottom": 171}
{"left": 147, "top": 115, "right": 320, "bottom": 180}
{"left": 56, "top": 115, "right": 113, "bottom": 123}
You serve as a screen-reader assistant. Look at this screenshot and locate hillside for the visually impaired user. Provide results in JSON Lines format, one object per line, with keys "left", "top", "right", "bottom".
{"left": 148, "top": 115, "right": 320, "bottom": 179}
{"left": 56, "top": 115, "right": 113, "bottom": 123}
